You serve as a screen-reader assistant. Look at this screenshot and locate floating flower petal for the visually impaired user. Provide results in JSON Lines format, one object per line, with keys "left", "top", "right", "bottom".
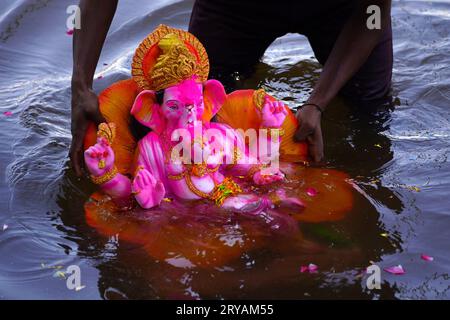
{"left": 300, "top": 263, "right": 318, "bottom": 273}
{"left": 384, "top": 265, "right": 405, "bottom": 275}
{"left": 306, "top": 187, "right": 318, "bottom": 197}
{"left": 421, "top": 254, "right": 434, "bottom": 262}
{"left": 300, "top": 266, "right": 308, "bottom": 273}
{"left": 308, "top": 263, "right": 318, "bottom": 273}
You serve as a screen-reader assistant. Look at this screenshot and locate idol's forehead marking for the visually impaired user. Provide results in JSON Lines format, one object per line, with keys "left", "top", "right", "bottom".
{"left": 164, "top": 79, "right": 203, "bottom": 105}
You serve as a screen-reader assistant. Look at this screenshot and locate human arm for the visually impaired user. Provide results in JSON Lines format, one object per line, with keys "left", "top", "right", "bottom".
{"left": 70, "top": 0, "right": 118, "bottom": 176}
{"left": 294, "top": 0, "right": 392, "bottom": 162}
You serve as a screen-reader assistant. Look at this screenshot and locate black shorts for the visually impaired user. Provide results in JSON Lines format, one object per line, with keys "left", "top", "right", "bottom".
{"left": 188, "top": 0, "right": 393, "bottom": 105}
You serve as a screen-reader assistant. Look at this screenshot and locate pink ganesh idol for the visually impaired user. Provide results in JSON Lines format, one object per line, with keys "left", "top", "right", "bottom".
{"left": 81, "top": 24, "right": 354, "bottom": 220}
{"left": 82, "top": 25, "right": 354, "bottom": 268}
{"left": 84, "top": 25, "right": 308, "bottom": 212}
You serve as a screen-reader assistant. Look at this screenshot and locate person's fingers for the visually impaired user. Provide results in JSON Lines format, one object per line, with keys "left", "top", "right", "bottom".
{"left": 69, "top": 147, "right": 83, "bottom": 177}
{"left": 294, "top": 119, "right": 313, "bottom": 141}
{"left": 69, "top": 121, "right": 88, "bottom": 177}
{"left": 69, "top": 144, "right": 82, "bottom": 177}
{"left": 315, "top": 124, "right": 324, "bottom": 163}
{"left": 307, "top": 124, "right": 324, "bottom": 163}
{"left": 89, "top": 106, "right": 106, "bottom": 125}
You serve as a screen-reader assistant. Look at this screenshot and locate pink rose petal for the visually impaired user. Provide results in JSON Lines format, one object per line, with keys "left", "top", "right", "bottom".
{"left": 300, "top": 263, "right": 318, "bottom": 273}
{"left": 384, "top": 265, "right": 405, "bottom": 275}
{"left": 66, "top": 29, "right": 74, "bottom": 35}
{"left": 3, "top": 111, "right": 12, "bottom": 116}
{"left": 306, "top": 187, "right": 318, "bottom": 197}
{"left": 308, "top": 263, "right": 318, "bottom": 273}
{"left": 421, "top": 254, "right": 434, "bottom": 262}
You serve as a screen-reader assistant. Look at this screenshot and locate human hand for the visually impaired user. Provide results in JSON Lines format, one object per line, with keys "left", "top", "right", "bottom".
{"left": 294, "top": 104, "right": 324, "bottom": 163}
{"left": 70, "top": 88, "right": 106, "bottom": 177}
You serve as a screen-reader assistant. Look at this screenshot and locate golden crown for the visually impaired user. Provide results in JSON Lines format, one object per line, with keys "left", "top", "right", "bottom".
{"left": 132, "top": 24, "right": 209, "bottom": 91}
{"left": 150, "top": 34, "right": 198, "bottom": 91}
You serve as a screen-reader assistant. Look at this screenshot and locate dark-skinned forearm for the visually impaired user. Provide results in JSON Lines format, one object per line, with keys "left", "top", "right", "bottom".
{"left": 307, "top": 0, "right": 392, "bottom": 109}
{"left": 71, "top": 0, "right": 118, "bottom": 92}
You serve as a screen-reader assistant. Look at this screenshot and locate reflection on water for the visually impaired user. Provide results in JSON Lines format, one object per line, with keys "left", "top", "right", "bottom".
{"left": 0, "top": 0, "right": 449, "bottom": 299}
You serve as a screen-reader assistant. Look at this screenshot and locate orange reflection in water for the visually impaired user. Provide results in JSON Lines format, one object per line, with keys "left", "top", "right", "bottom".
{"left": 85, "top": 164, "right": 353, "bottom": 269}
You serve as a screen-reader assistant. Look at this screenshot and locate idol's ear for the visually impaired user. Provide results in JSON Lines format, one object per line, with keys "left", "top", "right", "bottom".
{"left": 202, "top": 79, "right": 227, "bottom": 122}
{"left": 130, "top": 90, "right": 165, "bottom": 134}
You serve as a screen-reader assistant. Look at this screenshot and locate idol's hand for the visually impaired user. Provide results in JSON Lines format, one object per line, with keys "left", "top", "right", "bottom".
{"left": 132, "top": 168, "right": 166, "bottom": 209}
{"left": 260, "top": 97, "right": 288, "bottom": 128}
{"left": 84, "top": 137, "right": 115, "bottom": 177}
{"left": 253, "top": 167, "right": 284, "bottom": 185}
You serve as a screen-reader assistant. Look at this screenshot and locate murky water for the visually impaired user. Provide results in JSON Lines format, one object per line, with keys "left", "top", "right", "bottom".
{"left": 0, "top": 0, "right": 449, "bottom": 299}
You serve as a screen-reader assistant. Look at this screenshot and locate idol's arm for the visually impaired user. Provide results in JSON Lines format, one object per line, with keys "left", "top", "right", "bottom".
{"left": 70, "top": 0, "right": 118, "bottom": 177}
{"left": 97, "top": 173, "right": 132, "bottom": 200}
{"left": 216, "top": 90, "right": 287, "bottom": 184}
{"left": 84, "top": 136, "right": 132, "bottom": 200}
{"left": 295, "top": 0, "right": 392, "bottom": 161}
{"left": 130, "top": 135, "right": 166, "bottom": 209}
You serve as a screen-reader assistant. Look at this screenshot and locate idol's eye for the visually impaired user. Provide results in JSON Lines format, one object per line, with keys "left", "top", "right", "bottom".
{"left": 166, "top": 101, "right": 180, "bottom": 110}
